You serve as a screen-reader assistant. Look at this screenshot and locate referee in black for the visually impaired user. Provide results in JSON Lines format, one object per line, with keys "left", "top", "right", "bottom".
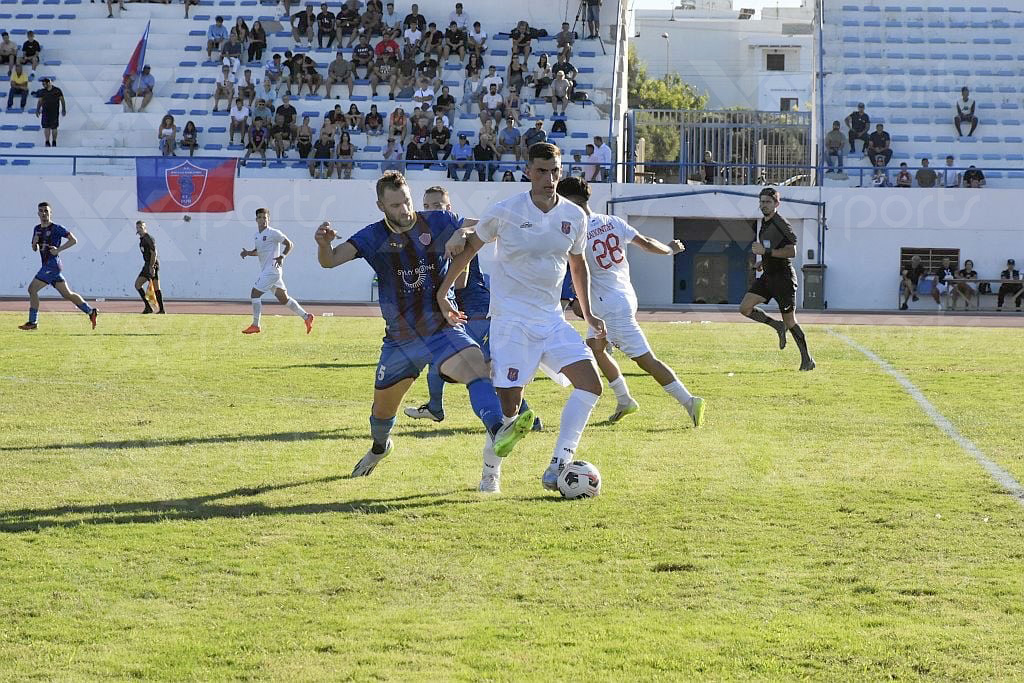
{"left": 134, "top": 220, "right": 165, "bottom": 314}
{"left": 738, "top": 188, "right": 815, "bottom": 371}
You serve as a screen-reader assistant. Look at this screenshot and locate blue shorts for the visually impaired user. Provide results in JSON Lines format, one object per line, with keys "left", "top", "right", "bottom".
{"left": 586, "top": 4, "right": 600, "bottom": 22}
{"left": 375, "top": 326, "right": 480, "bottom": 389}
{"left": 34, "top": 266, "right": 65, "bottom": 286}
{"left": 464, "top": 317, "right": 490, "bottom": 362}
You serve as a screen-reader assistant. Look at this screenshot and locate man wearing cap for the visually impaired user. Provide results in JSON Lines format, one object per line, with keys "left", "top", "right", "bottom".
{"left": 997, "top": 259, "right": 1022, "bottom": 312}
{"left": 845, "top": 103, "right": 870, "bottom": 154}
{"left": 449, "top": 133, "right": 473, "bottom": 181}
{"left": 131, "top": 65, "right": 156, "bottom": 112}
{"left": 35, "top": 78, "right": 66, "bottom": 147}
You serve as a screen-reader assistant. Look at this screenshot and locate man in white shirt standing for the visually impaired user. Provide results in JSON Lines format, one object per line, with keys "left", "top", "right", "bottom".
{"left": 556, "top": 177, "right": 705, "bottom": 426}
{"left": 438, "top": 143, "right": 607, "bottom": 492}
{"left": 240, "top": 207, "right": 314, "bottom": 335}
{"left": 592, "top": 135, "right": 612, "bottom": 181}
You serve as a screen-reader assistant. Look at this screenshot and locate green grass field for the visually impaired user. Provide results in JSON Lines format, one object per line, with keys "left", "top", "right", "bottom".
{"left": 2, "top": 311, "right": 1023, "bottom": 680}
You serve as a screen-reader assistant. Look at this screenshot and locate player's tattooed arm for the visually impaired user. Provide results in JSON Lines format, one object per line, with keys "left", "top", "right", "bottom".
{"left": 314, "top": 221, "right": 358, "bottom": 268}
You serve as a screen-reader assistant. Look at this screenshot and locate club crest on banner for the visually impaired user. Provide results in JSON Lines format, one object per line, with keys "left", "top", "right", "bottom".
{"left": 165, "top": 161, "right": 209, "bottom": 209}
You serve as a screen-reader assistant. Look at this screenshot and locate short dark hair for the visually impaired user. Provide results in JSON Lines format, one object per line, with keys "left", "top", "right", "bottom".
{"left": 758, "top": 187, "right": 780, "bottom": 202}
{"left": 255, "top": 207, "right": 269, "bottom": 217}
{"left": 528, "top": 142, "right": 561, "bottom": 163}
{"left": 424, "top": 186, "right": 449, "bottom": 201}
{"left": 215, "top": 15, "right": 223, "bottom": 21}
{"left": 38, "top": 201, "right": 50, "bottom": 209}
{"left": 556, "top": 176, "right": 590, "bottom": 202}
{"left": 376, "top": 170, "right": 408, "bottom": 198}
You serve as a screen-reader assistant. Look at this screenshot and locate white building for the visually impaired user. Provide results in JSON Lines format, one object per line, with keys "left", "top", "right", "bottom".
{"left": 633, "top": 2, "right": 814, "bottom": 112}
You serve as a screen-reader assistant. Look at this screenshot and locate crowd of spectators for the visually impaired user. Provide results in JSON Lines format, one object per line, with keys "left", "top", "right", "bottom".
{"left": 899, "top": 256, "right": 1021, "bottom": 312}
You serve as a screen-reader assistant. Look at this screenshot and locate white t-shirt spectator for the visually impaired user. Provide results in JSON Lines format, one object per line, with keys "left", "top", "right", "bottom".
{"left": 482, "top": 73, "right": 503, "bottom": 92}
{"left": 218, "top": 72, "right": 238, "bottom": 89}
{"left": 594, "top": 142, "right": 612, "bottom": 170}
{"left": 469, "top": 27, "right": 487, "bottom": 46}
{"left": 956, "top": 97, "right": 976, "bottom": 116}
{"left": 583, "top": 152, "right": 601, "bottom": 181}
{"left": 482, "top": 91, "right": 503, "bottom": 111}
{"left": 414, "top": 86, "right": 435, "bottom": 102}
{"left": 230, "top": 104, "right": 250, "bottom": 122}
{"left": 404, "top": 27, "right": 422, "bottom": 45}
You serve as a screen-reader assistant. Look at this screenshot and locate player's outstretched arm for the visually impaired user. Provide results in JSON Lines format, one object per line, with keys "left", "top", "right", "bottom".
{"left": 567, "top": 251, "right": 605, "bottom": 339}
{"left": 631, "top": 234, "right": 684, "bottom": 256}
{"left": 314, "top": 222, "right": 357, "bottom": 268}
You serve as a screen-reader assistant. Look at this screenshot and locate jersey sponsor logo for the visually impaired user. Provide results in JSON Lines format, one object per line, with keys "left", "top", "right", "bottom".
{"left": 506, "top": 367, "right": 519, "bottom": 382}
{"left": 418, "top": 232, "right": 432, "bottom": 246}
{"left": 398, "top": 261, "right": 436, "bottom": 290}
{"left": 164, "top": 160, "right": 209, "bottom": 209}
{"left": 561, "top": 221, "right": 571, "bottom": 235}
{"left": 519, "top": 222, "right": 533, "bottom": 229}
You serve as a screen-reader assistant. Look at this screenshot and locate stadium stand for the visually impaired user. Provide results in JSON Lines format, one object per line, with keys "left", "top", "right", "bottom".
{"left": 821, "top": 0, "right": 1024, "bottom": 187}
{"left": 0, "top": 0, "right": 616, "bottom": 179}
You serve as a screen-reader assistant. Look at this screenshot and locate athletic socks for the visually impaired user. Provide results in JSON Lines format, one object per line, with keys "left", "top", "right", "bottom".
{"left": 155, "top": 290, "right": 164, "bottom": 312}
{"left": 28, "top": 307, "right": 38, "bottom": 324}
{"left": 76, "top": 302, "right": 92, "bottom": 315}
{"left": 519, "top": 396, "right": 531, "bottom": 414}
{"left": 466, "top": 378, "right": 505, "bottom": 435}
{"left": 285, "top": 297, "right": 309, "bottom": 319}
{"left": 136, "top": 287, "right": 149, "bottom": 304}
{"left": 369, "top": 415, "right": 396, "bottom": 453}
{"left": 482, "top": 437, "right": 502, "bottom": 474}
{"left": 789, "top": 324, "right": 811, "bottom": 361}
{"left": 251, "top": 298, "right": 262, "bottom": 326}
{"left": 662, "top": 380, "right": 694, "bottom": 408}
{"left": 745, "top": 307, "right": 779, "bottom": 327}
{"left": 608, "top": 376, "right": 633, "bottom": 404}
{"left": 426, "top": 364, "right": 446, "bottom": 416}
{"left": 553, "top": 389, "right": 600, "bottom": 465}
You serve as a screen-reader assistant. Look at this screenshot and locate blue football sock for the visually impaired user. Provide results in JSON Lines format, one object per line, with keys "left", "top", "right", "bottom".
{"left": 28, "top": 307, "right": 38, "bottom": 324}
{"left": 426, "top": 364, "right": 446, "bottom": 416}
{"left": 466, "top": 378, "right": 504, "bottom": 435}
{"left": 77, "top": 302, "right": 92, "bottom": 315}
{"left": 369, "top": 415, "right": 396, "bottom": 453}
{"left": 519, "top": 396, "right": 531, "bottom": 414}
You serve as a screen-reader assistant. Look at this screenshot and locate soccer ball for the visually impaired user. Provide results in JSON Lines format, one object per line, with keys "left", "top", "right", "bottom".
{"left": 556, "top": 460, "right": 602, "bottom": 499}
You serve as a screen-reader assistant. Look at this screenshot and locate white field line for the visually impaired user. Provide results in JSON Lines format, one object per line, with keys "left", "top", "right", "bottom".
{"left": 829, "top": 330, "right": 1024, "bottom": 508}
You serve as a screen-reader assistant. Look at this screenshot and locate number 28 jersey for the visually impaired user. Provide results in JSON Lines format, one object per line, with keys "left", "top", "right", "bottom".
{"left": 584, "top": 212, "right": 639, "bottom": 310}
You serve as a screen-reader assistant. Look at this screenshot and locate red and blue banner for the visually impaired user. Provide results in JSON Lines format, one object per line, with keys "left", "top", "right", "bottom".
{"left": 136, "top": 157, "right": 238, "bottom": 213}
{"left": 108, "top": 20, "right": 150, "bottom": 105}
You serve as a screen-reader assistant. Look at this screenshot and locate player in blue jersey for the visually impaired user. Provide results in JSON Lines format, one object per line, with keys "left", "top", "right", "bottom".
{"left": 314, "top": 171, "right": 535, "bottom": 491}
{"left": 18, "top": 201, "right": 98, "bottom": 331}
{"left": 402, "top": 185, "right": 542, "bottom": 432}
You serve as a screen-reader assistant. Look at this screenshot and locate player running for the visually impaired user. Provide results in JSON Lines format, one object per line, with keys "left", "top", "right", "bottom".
{"left": 437, "top": 142, "right": 607, "bottom": 492}
{"left": 18, "top": 201, "right": 98, "bottom": 331}
{"left": 403, "top": 186, "right": 541, "bottom": 432}
{"left": 240, "top": 207, "right": 314, "bottom": 335}
{"left": 556, "top": 177, "right": 705, "bottom": 427}
{"left": 134, "top": 220, "right": 165, "bottom": 314}
{"left": 738, "top": 188, "right": 816, "bottom": 371}
{"left": 314, "top": 171, "right": 535, "bottom": 489}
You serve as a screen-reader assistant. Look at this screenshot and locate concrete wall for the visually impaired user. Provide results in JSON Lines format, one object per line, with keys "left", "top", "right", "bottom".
{"left": 1, "top": 175, "right": 1018, "bottom": 311}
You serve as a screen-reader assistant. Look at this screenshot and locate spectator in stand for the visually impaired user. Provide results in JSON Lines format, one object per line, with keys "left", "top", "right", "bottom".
{"left": 825, "top": 120, "right": 844, "bottom": 174}
{"left": 508, "top": 55, "right": 526, "bottom": 94}
{"left": 870, "top": 158, "right": 889, "bottom": 187}
{"left": 931, "top": 257, "right": 955, "bottom": 311}
{"left": 365, "top": 104, "right": 385, "bottom": 136}
{"left": 264, "top": 53, "right": 284, "bottom": 94}
{"left": 381, "top": 1, "right": 401, "bottom": 32}
{"left": 222, "top": 31, "right": 243, "bottom": 75}
{"left": 497, "top": 117, "right": 521, "bottom": 161}
{"left": 510, "top": 20, "right": 533, "bottom": 61}
{"left": 465, "top": 52, "right": 483, "bottom": 78}
{"left": 185, "top": 0, "right": 200, "bottom": 19}
{"left": 592, "top": 136, "right": 612, "bottom": 181}
{"left": 316, "top": 3, "right": 336, "bottom": 48}
{"left": 942, "top": 155, "right": 961, "bottom": 188}
{"left": 963, "top": 165, "right": 986, "bottom": 188}
{"left": 326, "top": 52, "right": 354, "bottom": 99}
{"left": 20, "top": 31, "right": 41, "bottom": 73}
{"left": 6, "top": 63, "right": 29, "bottom": 111}
{"left": 388, "top": 107, "right": 408, "bottom": 143}
{"left": 582, "top": 144, "right": 603, "bottom": 182}
{"left": 207, "top": 17, "right": 228, "bottom": 61}
{"left": 866, "top": 123, "right": 892, "bottom": 167}
{"left": 551, "top": 53, "right": 577, "bottom": 92}
{"left": 275, "top": 93, "right": 298, "bottom": 137}
{"left": 280, "top": 0, "right": 293, "bottom": 21}
{"left": 394, "top": 53, "right": 417, "bottom": 98}
{"left": 212, "top": 65, "right": 236, "bottom": 112}
{"left": 334, "top": 0, "right": 359, "bottom": 46}
{"left": 335, "top": 131, "right": 356, "bottom": 178}
{"left": 158, "top": 114, "right": 176, "bottom": 156}
{"left": 480, "top": 83, "right": 504, "bottom": 125}
{"left": 505, "top": 87, "right": 524, "bottom": 124}
{"left": 522, "top": 119, "right": 546, "bottom": 156}
{"left": 342, "top": 103, "right": 360, "bottom": 132}
{"left": 417, "top": 51, "right": 440, "bottom": 90}
{"left": 916, "top": 158, "right": 937, "bottom": 188}
{"left": 462, "top": 69, "right": 483, "bottom": 113}
{"left": 410, "top": 106, "right": 431, "bottom": 140}
{"left": 895, "top": 162, "right": 912, "bottom": 188}
{"left": 413, "top": 76, "right": 435, "bottom": 109}
{"left": 844, "top": 102, "right": 869, "bottom": 154}
{"left": 585, "top": 0, "right": 602, "bottom": 39}
{"left": 252, "top": 98, "right": 273, "bottom": 128}
{"left": 551, "top": 70, "right": 571, "bottom": 116}
{"left": 555, "top": 21, "right": 575, "bottom": 62}
{"left": 270, "top": 113, "right": 293, "bottom": 159}
{"left": 248, "top": 21, "right": 267, "bottom": 63}
{"left": 481, "top": 64, "right": 503, "bottom": 94}
{"left": 473, "top": 135, "right": 497, "bottom": 181}
{"left": 291, "top": 5, "right": 315, "bottom": 46}
{"left": 243, "top": 116, "right": 269, "bottom": 166}
{"left": 229, "top": 97, "right": 250, "bottom": 144}
{"left": 443, "top": 21, "right": 467, "bottom": 63}
{"left": 1, "top": 32, "right": 17, "bottom": 76}
{"left": 435, "top": 85, "right": 455, "bottom": 120}
{"left": 429, "top": 116, "right": 452, "bottom": 160}
{"left": 405, "top": 135, "right": 428, "bottom": 161}
{"left": 351, "top": 34, "right": 375, "bottom": 79}
{"left": 954, "top": 86, "right": 978, "bottom": 138}
{"left": 531, "top": 53, "right": 552, "bottom": 99}
{"left": 120, "top": 73, "right": 138, "bottom": 112}
{"left": 300, "top": 55, "right": 322, "bottom": 96}
{"left": 952, "top": 259, "right": 978, "bottom": 310}
{"left": 237, "top": 68, "right": 256, "bottom": 106}
{"left": 310, "top": 129, "right": 334, "bottom": 177}
{"left": 404, "top": 3, "right": 426, "bottom": 32}
{"left": 356, "top": 5, "right": 384, "bottom": 44}
{"left": 421, "top": 22, "right": 444, "bottom": 61}
{"left": 468, "top": 21, "right": 487, "bottom": 57}
{"left": 448, "top": 133, "right": 473, "bottom": 180}
{"left": 997, "top": 258, "right": 1022, "bottom": 312}
{"left": 35, "top": 78, "right": 65, "bottom": 147}
{"left": 376, "top": 28, "right": 401, "bottom": 60}
{"left": 181, "top": 120, "right": 199, "bottom": 156}
{"left": 295, "top": 115, "right": 314, "bottom": 158}
{"left": 403, "top": 21, "right": 423, "bottom": 57}
{"left": 701, "top": 150, "right": 716, "bottom": 184}
{"left": 382, "top": 136, "right": 405, "bottom": 172}
{"left": 370, "top": 53, "right": 398, "bottom": 99}
{"left": 449, "top": 3, "right": 468, "bottom": 29}
{"left": 899, "top": 255, "right": 925, "bottom": 310}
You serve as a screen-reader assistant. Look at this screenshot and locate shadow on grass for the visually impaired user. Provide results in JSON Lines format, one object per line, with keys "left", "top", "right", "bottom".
{"left": 65, "top": 333, "right": 166, "bottom": 337}
{"left": 0, "top": 481, "right": 473, "bottom": 532}
{"left": 0, "top": 428, "right": 362, "bottom": 453}
{"left": 281, "top": 363, "right": 379, "bottom": 369}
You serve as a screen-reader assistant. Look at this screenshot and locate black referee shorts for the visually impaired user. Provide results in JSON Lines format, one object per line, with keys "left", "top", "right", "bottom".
{"left": 748, "top": 270, "right": 798, "bottom": 314}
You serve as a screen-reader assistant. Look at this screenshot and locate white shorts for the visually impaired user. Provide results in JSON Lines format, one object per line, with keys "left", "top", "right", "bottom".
{"left": 253, "top": 268, "right": 285, "bottom": 293}
{"left": 587, "top": 296, "right": 652, "bottom": 359}
{"left": 490, "top": 316, "right": 593, "bottom": 388}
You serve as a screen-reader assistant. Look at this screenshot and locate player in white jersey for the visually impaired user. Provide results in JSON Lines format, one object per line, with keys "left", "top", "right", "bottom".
{"left": 437, "top": 143, "right": 608, "bottom": 492}
{"left": 556, "top": 177, "right": 706, "bottom": 427}
{"left": 240, "top": 207, "right": 314, "bottom": 335}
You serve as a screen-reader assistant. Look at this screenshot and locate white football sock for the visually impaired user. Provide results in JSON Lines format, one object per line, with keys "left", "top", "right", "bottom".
{"left": 663, "top": 380, "right": 693, "bottom": 407}
{"left": 482, "top": 438, "right": 502, "bottom": 474}
{"left": 608, "top": 376, "right": 633, "bottom": 404}
{"left": 553, "top": 389, "right": 600, "bottom": 464}
{"left": 251, "top": 298, "right": 262, "bottom": 326}
{"left": 285, "top": 297, "right": 309, "bottom": 318}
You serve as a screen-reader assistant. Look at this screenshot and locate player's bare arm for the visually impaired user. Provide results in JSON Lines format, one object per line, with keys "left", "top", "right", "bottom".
{"left": 630, "top": 234, "right": 684, "bottom": 255}
{"left": 443, "top": 221, "right": 479, "bottom": 258}
{"left": 275, "top": 237, "right": 293, "bottom": 267}
{"left": 314, "top": 222, "right": 358, "bottom": 268}
{"left": 436, "top": 232, "right": 485, "bottom": 324}
{"left": 54, "top": 232, "right": 77, "bottom": 255}
{"left": 240, "top": 248, "right": 256, "bottom": 258}
{"left": 567, "top": 251, "right": 606, "bottom": 339}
